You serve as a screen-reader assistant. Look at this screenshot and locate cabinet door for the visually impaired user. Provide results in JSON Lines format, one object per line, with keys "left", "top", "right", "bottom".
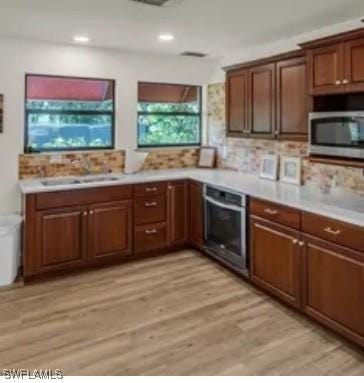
{"left": 250, "top": 217, "right": 301, "bottom": 308}
{"left": 35, "top": 207, "right": 88, "bottom": 274}
{"left": 248, "top": 63, "right": 275, "bottom": 138}
{"left": 89, "top": 201, "right": 132, "bottom": 262}
{"left": 345, "top": 38, "right": 364, "bottom": 92}
{"left": 276, "top": 57, "right": 308, "bottom": 140}
{"left": 226, "top": 69, "right": 248, "bottom": 136}
{"left": 302, "top": 235, "right": 364, "bottom": 347}
{"left": 167, "top": 180, "right": 189, "bottom": 247}
{"left": 189, "top": 180, "right": 204, "bottom": 249}
{"left": 307, "top": 44, "right": 344, "bottom": 95}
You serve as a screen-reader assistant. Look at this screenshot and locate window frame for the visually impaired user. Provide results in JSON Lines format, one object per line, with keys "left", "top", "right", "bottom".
{"left": 24, "top": 73, "right": 116, "bottom": 153}
{"left": 137, "top": 81, "right": 202, "bottom": 149}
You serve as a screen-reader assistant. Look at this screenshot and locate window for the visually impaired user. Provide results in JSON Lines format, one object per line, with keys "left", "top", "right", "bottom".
{"left": 25, "top": 74, "right": 115, "bottom": 152}
{"left": 138, "top": 82, "right": 201, "bottom": 147}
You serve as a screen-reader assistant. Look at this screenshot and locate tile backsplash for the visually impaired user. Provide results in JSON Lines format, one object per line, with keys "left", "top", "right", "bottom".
{"left": 207, "top": 83, "right": 364, "bottom": 195}
{"left": 18, "top": 148, "right": 199, "bottom": 179}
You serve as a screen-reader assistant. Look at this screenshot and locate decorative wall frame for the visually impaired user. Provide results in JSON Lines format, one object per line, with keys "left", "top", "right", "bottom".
{"left": 198, "top": 146, "right": 217, "bottom": 168}
{"left": 280, "top": 156, "right": 302, "bottom": 185}
{"left": 260, "top": 154, "right": 279, "bottom": 181}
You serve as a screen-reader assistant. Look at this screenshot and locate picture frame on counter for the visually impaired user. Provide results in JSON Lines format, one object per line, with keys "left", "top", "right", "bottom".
{"left": 280, "top": 156, "right": 302, "bottom": 185}
{"left": 260, "top": 154, "right": 279, "bottom": 181}
{"left": 0, "top": 94, "right": 3, "bottom": 133}
{"left": 198, "top": 146, "right": 217, "bottom": 168}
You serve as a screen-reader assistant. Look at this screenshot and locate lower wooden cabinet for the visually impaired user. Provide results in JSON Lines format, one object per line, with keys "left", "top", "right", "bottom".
{"left": 88, "top": 201, "right": 133, "bottom": 263}
{"left": 189, "top": 180, "right": 204, "bottom": 249}
{"left": 302, "top": 235, "right": 364, "bottom": 347}
{"left": 35, "top": 207, "right": 88, "bottom": 274}
{"left": 250, "top": 216, "right": 302, "bottom": 308}
{"left": 167, "top": 180, "right": 189, "bottom": 247}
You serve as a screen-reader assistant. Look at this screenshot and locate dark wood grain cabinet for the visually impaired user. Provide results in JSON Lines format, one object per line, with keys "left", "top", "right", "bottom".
{"left": 226, "top": 69, "right": 248, "bottom": 136}
{"left": 248, "top": 63, "right": 276, "bottom": 138}
{"left": 189, "top": 180, "right": 204, "bottom": 249}
{"left": 250, "top": 216, "right": 302, "bottom": 308}
{"left": 88, "top": 201, "right": 132, "bottom": 263}
{"left": 167, "top": 180, "right": 189, "bottom": 247}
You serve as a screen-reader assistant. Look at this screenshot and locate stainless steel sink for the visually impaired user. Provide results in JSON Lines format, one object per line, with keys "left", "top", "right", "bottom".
{"left": 41, "top": 176, "right": 121, "bottom": 187}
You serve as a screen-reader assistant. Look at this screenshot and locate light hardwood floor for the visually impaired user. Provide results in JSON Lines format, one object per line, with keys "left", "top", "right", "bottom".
{"left": 0, "top": 251, "right": 363, "bottom": 376}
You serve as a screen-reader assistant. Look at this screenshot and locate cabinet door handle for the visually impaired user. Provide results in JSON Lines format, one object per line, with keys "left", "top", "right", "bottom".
{"left": 298, "top": 241, "right": 305, "bottom": 247}
{"left": 145, "top": 187, "right": 157, "bottom": 192}
{"left": 264, "top": 208, "right": 278, "bottom": 215}
{"left": 324, "top": 227, "right": 341, "bottom": 236}
{"left": 292, "top": 239, "right": 298, "bottom": 245}
{"left": 145, "top": 202, "right": 157, "bottom": 207}
{"left": 83, "top": 212, "right": 88, "bottom": 216}
{"left": 335, "top": 80, "right": 342, "bottom": 85}
{"left": 89, "top": 210, "right": 94, "bottom": 215}
{"left": 342, "top": 79, "right": 349, "bottom": 84}
{"left": 145, "top": 229, "right": 157, "bottom": 235}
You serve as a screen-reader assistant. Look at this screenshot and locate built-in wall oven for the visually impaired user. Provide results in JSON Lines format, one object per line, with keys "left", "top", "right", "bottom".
{"left": 309, "top": 112, "right": 364, "bottom": 159}
{"left": 203, "top": 184, "right": 248, "bottom": 276}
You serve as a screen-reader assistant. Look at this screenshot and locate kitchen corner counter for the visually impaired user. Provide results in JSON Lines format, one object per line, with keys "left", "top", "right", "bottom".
{"left": 18, "top": 168, "right": 364, "bottom": 228}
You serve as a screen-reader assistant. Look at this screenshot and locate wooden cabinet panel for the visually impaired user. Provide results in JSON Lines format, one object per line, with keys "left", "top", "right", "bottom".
{"left": 35, "top": 207, "right": 88, "bottom": 273}
{"left": 301, "top": 212, "right": 364, "bottom": 253}
{"left": 248, "top": 63, "right": 275, "bottom": 138}
{"left": 308, "top": 44, "right": 344, "bottom": 95}
{"left": 345, "top": 37, "right": 364, "bottom": 92}
{"left": 226, "top": 69, "right": 248, "bottom": 136}
{"left": 250, "top": 217, "right": 301, "bottom": 308}
{"left": 167, "top": 180, "right": 189, "bottom": 247}
{"left": 134, "top": 222, "right": 167, "bottom": 254}
{"left": 189, "top": 180, "right": 204, "bottom": 249}
{"left": 89, "top": 201, "right": 132, "bottom": 262}
{"left": 276, "top": 57, "right": 308, "bottom": 139}
{"left": 134, "top": 195, "right": 166, "bottom": 225}
{"left": 250, "top": 198, "right": 301, "bottom": 230}
{"left": 302, "top": 236, "right": 364, "bottom": 347}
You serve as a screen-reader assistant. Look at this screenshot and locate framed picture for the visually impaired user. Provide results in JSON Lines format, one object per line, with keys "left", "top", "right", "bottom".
{"left": 0, "top": 95, "right": 3, "bottom": 133}
{"left": 280, "top": 156, "right": 302, "bottom": 185}
{"left": 260, "top": 154, "right": 279, "bottom": 181}
{"left": 198, "top": 146, "right": 217, "bottom": 168}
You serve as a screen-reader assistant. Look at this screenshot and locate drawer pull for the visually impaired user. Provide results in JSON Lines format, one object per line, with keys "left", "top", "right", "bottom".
{"left": 145, "top": 187, "right": 157, "bottom": 192}
{"left": 292, "top": 239, "right": 298, "bottom": 245}
{"left": 324, "top": 227, "right": 341, "bottom": 236}
{"left": 145, "top": 229, "right": 157, "bottom": 235}
{"left": 264, "top": 208, "right": 278, "bottom": 215}
{"left": 145, "top": 202, "right": 157, "bottom": 207}
{"left": 298, "top": 241, "right": 305, "bottom": 247}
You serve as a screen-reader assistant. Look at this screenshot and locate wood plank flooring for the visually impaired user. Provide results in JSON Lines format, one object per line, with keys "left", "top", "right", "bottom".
{"left": 0, "top": 251, "right": 363, "bottom": 376}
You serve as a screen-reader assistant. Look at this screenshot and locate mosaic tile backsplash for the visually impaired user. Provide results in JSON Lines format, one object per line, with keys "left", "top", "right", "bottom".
{"left": 207, "top": 83, "right": 364, "bottom": 195}
{"left": 19, "top": 148, "right": 199, "bottom": 179}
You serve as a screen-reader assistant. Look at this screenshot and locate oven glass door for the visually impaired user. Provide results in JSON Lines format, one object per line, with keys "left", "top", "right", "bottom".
{"left": 311, "top": 117, "right": 364, "bottom": 148}
{"left": 205, "top": 196, "right": 245, "bottom": 268}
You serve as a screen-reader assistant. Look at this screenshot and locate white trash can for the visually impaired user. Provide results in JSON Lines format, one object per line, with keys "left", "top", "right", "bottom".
{"left": 0, "top": 215, "right": 22, "bottom": 287}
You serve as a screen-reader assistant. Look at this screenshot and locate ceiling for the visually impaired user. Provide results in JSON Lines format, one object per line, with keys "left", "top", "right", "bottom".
{"left": 1, "top": 0, "right": 364, "bottom": 58}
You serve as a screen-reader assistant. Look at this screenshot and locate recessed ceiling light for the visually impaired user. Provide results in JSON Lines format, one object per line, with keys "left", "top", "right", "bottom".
{"left": 73, "top": 35, "right": 89, "bottom": 43}
{"left": 158, "top": 33, "right": 175, "bottom": 42}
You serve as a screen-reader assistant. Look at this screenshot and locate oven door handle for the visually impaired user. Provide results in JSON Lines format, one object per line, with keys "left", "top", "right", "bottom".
{"left": 204, "top": 196, "right": 244, "bottom": 213}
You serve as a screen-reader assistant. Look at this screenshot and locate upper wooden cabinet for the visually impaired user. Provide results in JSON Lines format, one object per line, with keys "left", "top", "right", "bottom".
{"left": 226, "top": 69, "right": 248, "bottom": 136}
{"left": 302, "top": 28, "right": 364, "bottom": 95}
{"left": 248, "top": 63, "right": 276, "bottom": 138}
{"left": 225, "top": 52, "right": 308, "bottom": 141}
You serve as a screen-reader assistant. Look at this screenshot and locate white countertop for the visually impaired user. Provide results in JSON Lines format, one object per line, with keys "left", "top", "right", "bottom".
{"left": 18, "top": 168, "right": 364, "bottom": 228}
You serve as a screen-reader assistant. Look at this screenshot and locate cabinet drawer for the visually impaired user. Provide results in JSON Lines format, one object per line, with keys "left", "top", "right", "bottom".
{"left": 134, "top": 182, "right": 166, "bottom": 197}
{"left": 302, "top": 212, "right": 364, "bottom": 252}
{"left": 134, "top": 195, "right": 166, "bottom": 225}
{"left": 250, "top": 198, "right": 301, "bottom": 229}
{"left": 134, "top": 222, "right": 167, "bottom": 253}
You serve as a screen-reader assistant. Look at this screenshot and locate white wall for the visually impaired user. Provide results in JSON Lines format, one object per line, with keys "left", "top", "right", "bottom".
{"left": 0, "top": 37, "right": 219, "bottom": 214}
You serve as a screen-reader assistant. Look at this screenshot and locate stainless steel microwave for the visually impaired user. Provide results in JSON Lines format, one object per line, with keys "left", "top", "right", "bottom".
{"left": 309, "top": 112, "right": 364, "bottom": 160}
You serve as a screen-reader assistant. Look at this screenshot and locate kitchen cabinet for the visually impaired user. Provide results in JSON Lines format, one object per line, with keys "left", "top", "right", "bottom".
{"left": 226, "top": 68, "right": 248, "bottom": 136}
{"left": 167, "top": 180, "right": 189, "bottom": 247}
{"left": 189, "top": 180, "right": 204, "bottom": 249}
{"left": 250, "top": 216, "right": 302, "bottom": 308}
{"left": 35, "top": 206, "right": 88, "bottom": 274}
{"left": 302, "top": 235, "right": 364, "bottom": 347}
{"left": 276, "top": 56, "right": 308, "bottom": 140}
{"left": 345, "top": 37, "right": 364, "bottom": 92}
{"left": 248, "top": 63, "right": 276, "bottom": 138}
{"left": 88, "top": 201, "right": 132, "bottom": 263}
